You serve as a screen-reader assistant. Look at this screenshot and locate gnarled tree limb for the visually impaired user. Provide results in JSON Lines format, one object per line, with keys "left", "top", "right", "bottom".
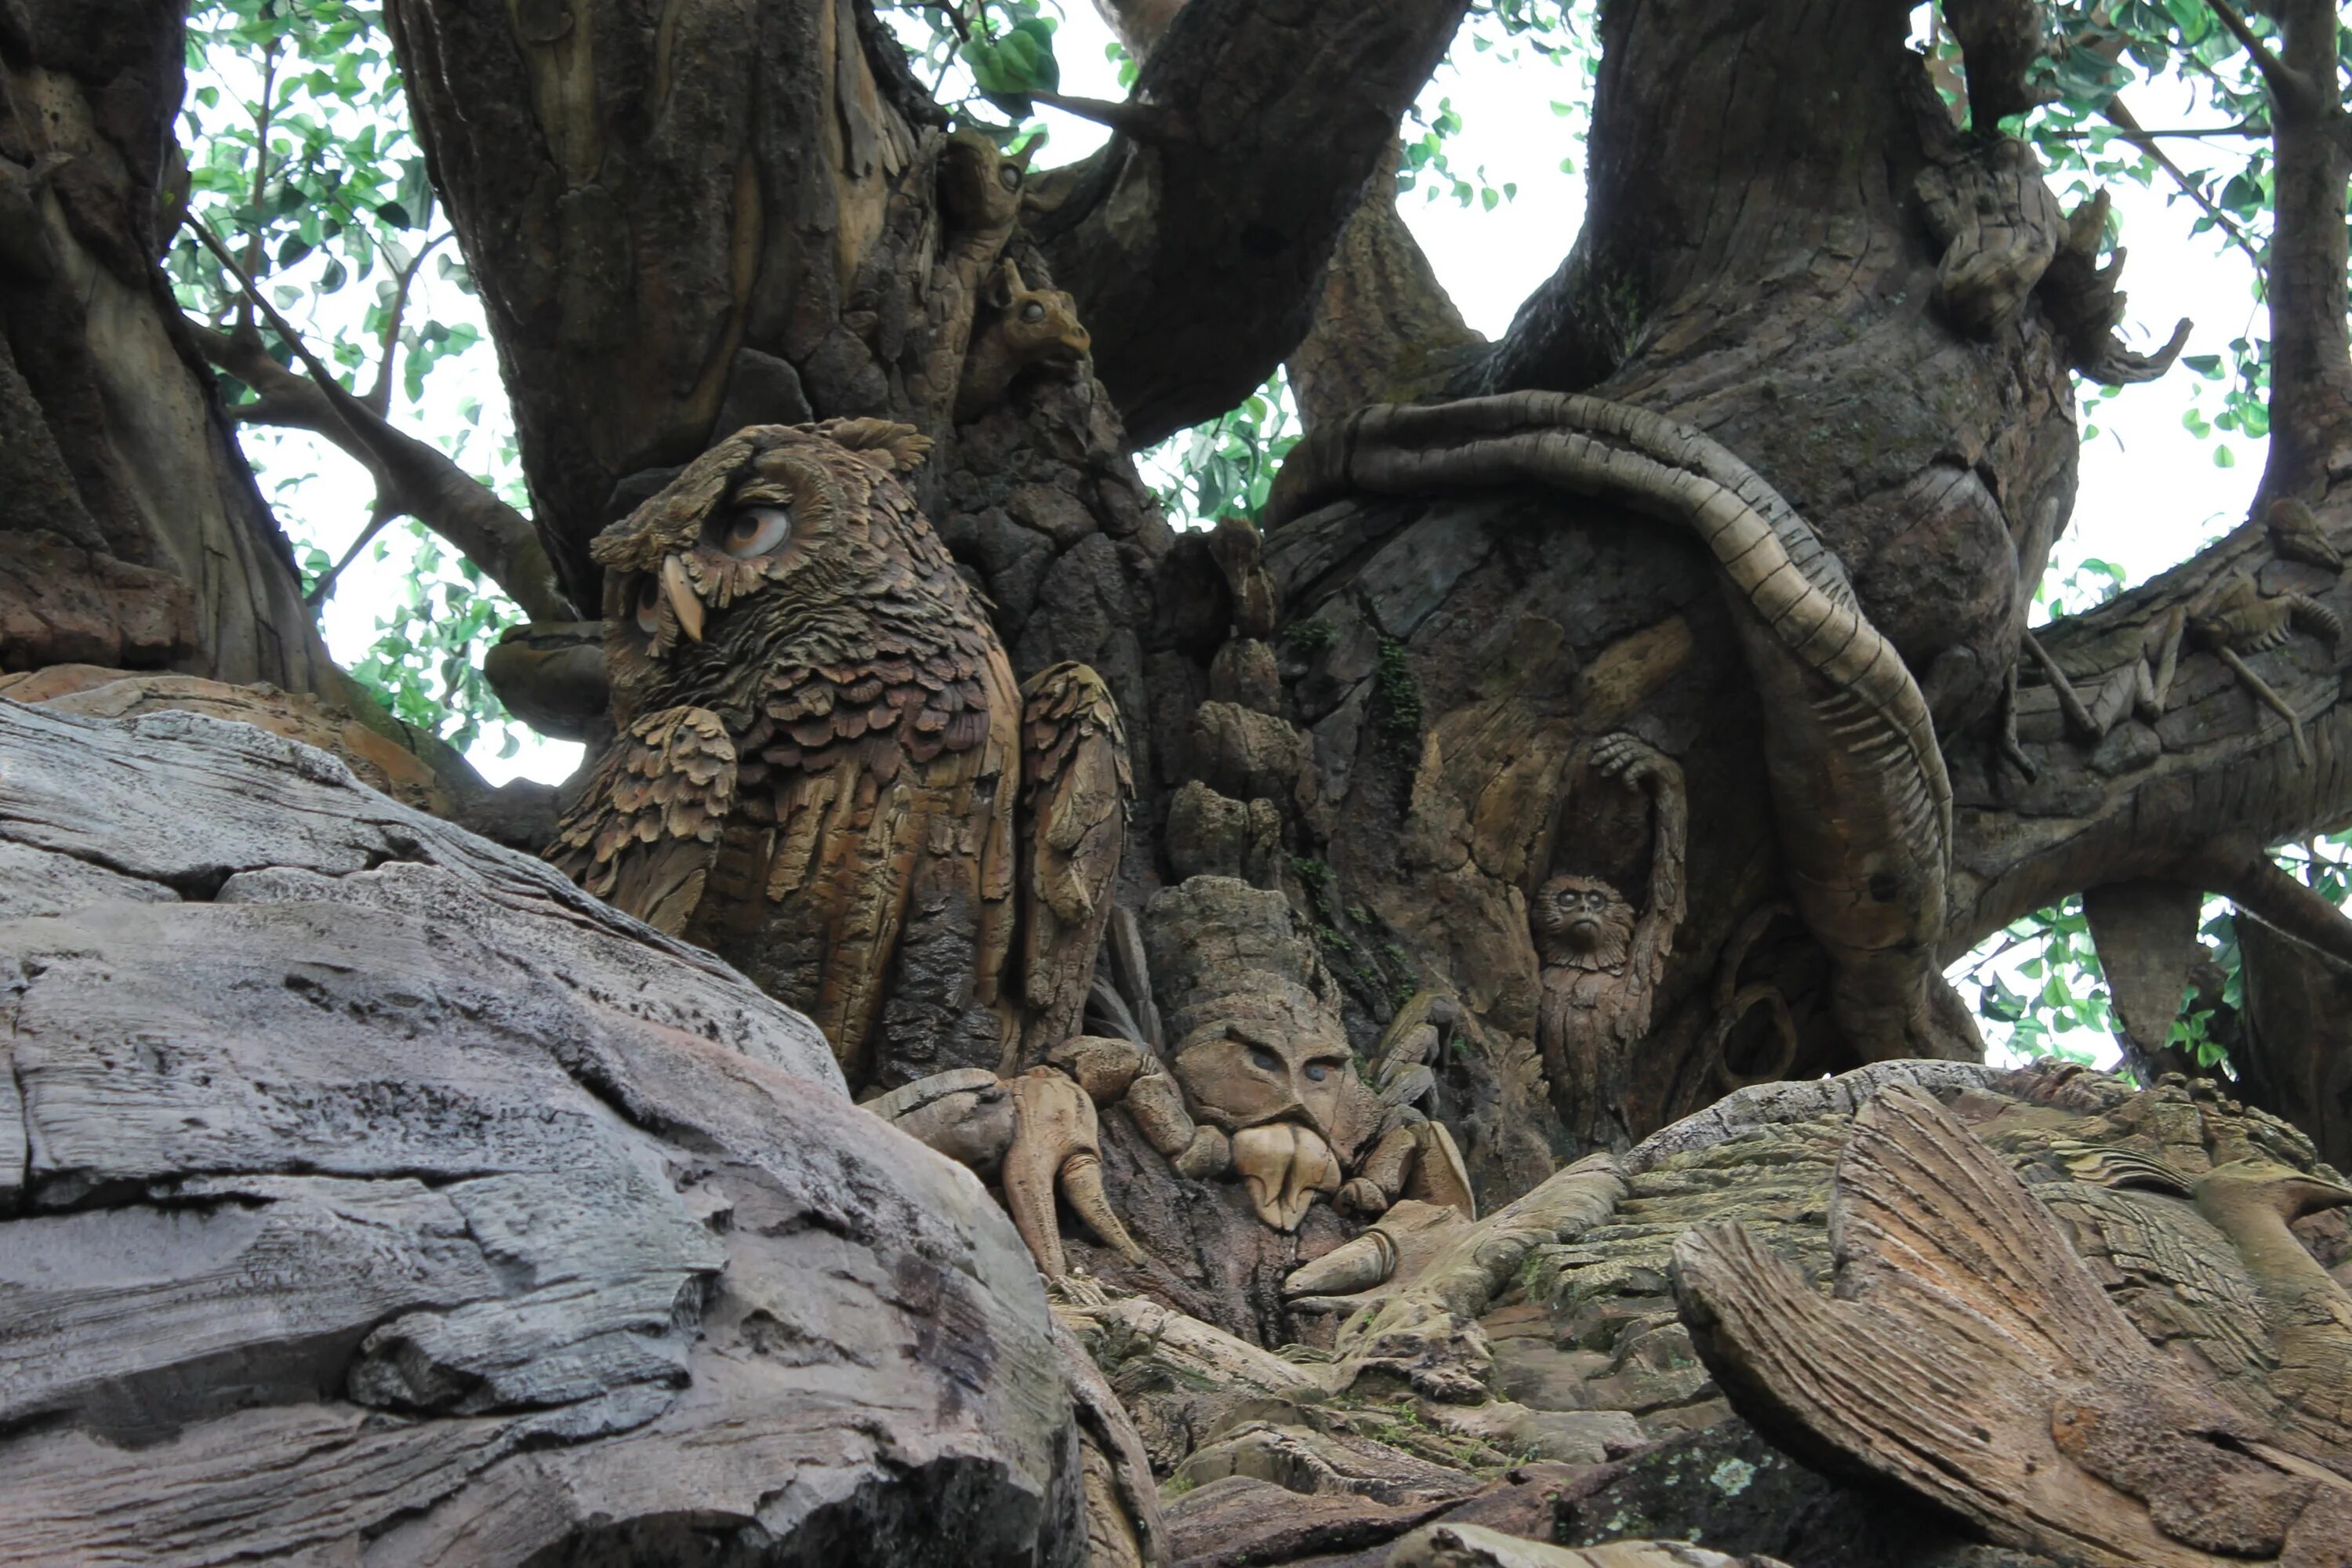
{"left": 1033, "top": 0, "right": 1471, "bottom": 445}
{"left": 184, "top": 219, "right": 569, "bottom": 623}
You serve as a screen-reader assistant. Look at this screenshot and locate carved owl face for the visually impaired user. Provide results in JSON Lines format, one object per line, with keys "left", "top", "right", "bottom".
{"left": 1534, "top": 873, "right": 1635, "bottom": 971}
{"left": 589, "top": 419, "right": 940, "bottom": 725}
{"left": 1170, "top": 989, "right": 1356, "bottom": 1140}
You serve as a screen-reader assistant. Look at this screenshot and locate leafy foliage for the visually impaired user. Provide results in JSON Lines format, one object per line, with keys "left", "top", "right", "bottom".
{"left": 174, "top": 0, "right": 532, "bottom": 764}
{"left": 1136, "top": 373, "right": 1303, "bottom": 529}
{"left": 1951, "top": 898, "right": 2115, "bottom": 1065}
{"left": 880, "top": 0, "right": 1067, "bottom": 139}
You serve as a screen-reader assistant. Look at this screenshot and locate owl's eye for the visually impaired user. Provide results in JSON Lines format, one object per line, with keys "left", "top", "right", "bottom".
{"left": 717, "top": 505, "right": 792, "bottom": 560}
{"left": 996, "top": 163, "right": 1021, "bottom": 191}
{"left": 1245, "top": 1044, "right": 1281, "bottom": 1075}
{"left": 1305, "top": 1061, "right": 1332, "bottom": 1083}
{"left": 632, "top": 576, "right": 661, "bottom": 635}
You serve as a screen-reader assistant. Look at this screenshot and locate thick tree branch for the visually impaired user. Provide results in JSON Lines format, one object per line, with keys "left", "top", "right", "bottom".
{"left": 1943, "top": 0, "right": 2049, "bottom": 128}
{"left": 1947, "top": 503, "right": 2352, "bottom": 956}
{"left": 1034, "top": 0, "right": 1471, "bottom": 446}
{"left": 1283, "top": 142, "right": 1484, "bottom": 432}
{"left": 184, "top": 217, "right": 570, "bottom": 623}
{"left": 2243, "top": 0, "right": 2352, "bottom": 498}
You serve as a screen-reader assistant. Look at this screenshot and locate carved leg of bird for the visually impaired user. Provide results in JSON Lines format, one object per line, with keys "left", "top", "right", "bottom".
{"left": 1000, "top": 1068, "right": 1146, "bottom": 1276}
{"left": 2136, "top": 605, "right": 2186, "bottom": 724}
{"left": 1998, "top": 660, "right": 2039, "bottom": 781}
{"left": 2020, "top": 629, "right": 2107, "bottom": 739}
{"left": 2214, "top": 645, "right": 2313, "bottom": 768}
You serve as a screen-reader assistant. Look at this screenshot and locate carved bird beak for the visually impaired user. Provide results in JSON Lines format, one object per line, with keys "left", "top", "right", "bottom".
{"left": 1231, "top": 1122, "right": 1342, "bottom": 1231}
{"left": 661, "top": 555, "right": 704, "bottom": 643}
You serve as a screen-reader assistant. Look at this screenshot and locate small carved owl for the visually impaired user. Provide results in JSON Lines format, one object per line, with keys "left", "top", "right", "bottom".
{"left": 548, "top": 420, "right": 1127, "bottom": 1089}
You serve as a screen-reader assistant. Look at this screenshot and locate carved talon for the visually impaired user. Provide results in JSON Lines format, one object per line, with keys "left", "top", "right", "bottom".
{"left": 1172, "top": 1124, "right": 1231, "bottom": 1180}
{"left": 1590, "top": 731, "right": 1662, "bottom": 783}
{"left": 1338, "top": 1176, "right": 1391, "bottom": 1217}
{"left": 1002, "top": 1069, "right": 1146, "bottom": 1277}
{"left": 881, "top": 1065, "right": 1147, "bottom": 1279}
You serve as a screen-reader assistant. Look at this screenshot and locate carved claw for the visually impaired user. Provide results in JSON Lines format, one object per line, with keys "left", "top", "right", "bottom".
{"left": 1172, "top": 1123, "right": 1232, "bottom": 1180}
{"left": 1590, "top": 731, "right": 1666, "bottom": 785}
{"left": 1002, "top": 1069, "right": 1147, "bottom": 1276}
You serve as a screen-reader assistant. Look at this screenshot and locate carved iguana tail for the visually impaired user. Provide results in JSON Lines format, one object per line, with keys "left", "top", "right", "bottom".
{"left": 1265, "top": 393, "right": 1967, "bottom": 1063}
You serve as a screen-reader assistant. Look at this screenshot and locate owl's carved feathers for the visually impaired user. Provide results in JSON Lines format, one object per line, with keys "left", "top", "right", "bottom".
{"left": 1018, "top": 662, "right": 1132, "bottom": 1050}
{"left": 554, "top": 419, "right": 1106, "bottom": 1087}
{"left": 547, "top": 704, "right": 736, "bottom": 935}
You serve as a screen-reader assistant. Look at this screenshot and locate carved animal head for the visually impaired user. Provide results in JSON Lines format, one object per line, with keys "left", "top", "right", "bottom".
{"left": 982, "top": 260, "right": 1091, "bottom": 370}
{"left": 589, "top": 420, "right": 978, "bottom": 727}
{"left": 938, "top": 129, "right": 1031, "bottom": 232}
{"left": 1170, "top": 994, "right": 1356, "bottom": 1140}
{"left": 1145, "top": 875, "right": 1387, "bottom": 1230}
{"left": 1533, "top": 873, "right": 1635, "bottom": 972}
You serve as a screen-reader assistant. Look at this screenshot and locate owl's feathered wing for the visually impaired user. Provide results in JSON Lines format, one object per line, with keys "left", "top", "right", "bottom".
{"left": 546, "top": 706, "right": 736, "bottom": 936}
{"left": 712, "top": 634, "right": 1021, "bottom": 1085}
{"left": 1016, "top": 662, "right": 1131, "bottom": 1056}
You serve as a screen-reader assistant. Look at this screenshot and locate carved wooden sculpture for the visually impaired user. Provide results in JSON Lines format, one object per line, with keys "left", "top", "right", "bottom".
{"left": 1535, "top": 733, "right": 1687, "bottom": 1150}
{"left": 1267, "top": 394, "right": 1973, "bottom": 1064}
{"left": 1672, "top": 1085, "right": 2352, "bottom": 1568}
{"left": 867, "top": 1065, "right": 1147, "bottom": 1279}
{"left": 1915, "top": 136, "right": 2062, "bottom": 339}
{"left": 547, "top": 421, "right": 1127, "bottom": 1088}
{"left": 2190, "top": 571, "right": 2343, "bottom": 767}
{"left": 954, "top": 259, "right": 1093, "bottom": 423}
{"left": 877, "top": 878, "right": 1476, "bottom": 1274}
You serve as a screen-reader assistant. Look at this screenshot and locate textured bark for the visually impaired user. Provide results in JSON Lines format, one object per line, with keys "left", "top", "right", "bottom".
{"left": 1283, "top": 143, "right": 1486, "bottom": 434}
{"left": 0, "top": 698, "right": 1093, "bottom": 1565}
{"left": 1032, "top": 0, "right": 1472, "bottom": 445}
{"left": 0, "top": 0, "right": 337, "bottom": 691}
{"left": 2234, "top": 912, "right": 2352, "bottom": 1172}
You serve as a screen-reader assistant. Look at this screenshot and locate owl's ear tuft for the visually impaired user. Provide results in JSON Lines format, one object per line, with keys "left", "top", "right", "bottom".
{"left": 815, "top": 418, "right": 933, "bottom": 474}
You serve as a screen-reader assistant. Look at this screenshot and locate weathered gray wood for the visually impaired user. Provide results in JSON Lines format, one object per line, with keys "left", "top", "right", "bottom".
{"left": 0, "top": 702, "right": 1089, "bottom": 1566}
{"left": 0, "top": 701, "right": 838, "bottom": 1087}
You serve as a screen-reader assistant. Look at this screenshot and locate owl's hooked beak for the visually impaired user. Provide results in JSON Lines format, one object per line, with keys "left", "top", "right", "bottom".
{"left": 661, "top": 555, "right": 705, "bottom": 643}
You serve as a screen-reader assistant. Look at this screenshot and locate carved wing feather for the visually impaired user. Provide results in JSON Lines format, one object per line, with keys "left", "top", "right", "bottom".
{"left": 546, "top": 705, "right": 735, "bottom": 935}
{"left": 1017, "top": 662, "right": 1132, "bottom": 1054}
{"left": 1675, "top": 1086, "right": 2337, "bottom": 1568}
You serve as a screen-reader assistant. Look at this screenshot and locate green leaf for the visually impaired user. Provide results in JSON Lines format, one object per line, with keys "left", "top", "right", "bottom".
{"left": 375, "top": 198, "right": 413, "bottom": 229}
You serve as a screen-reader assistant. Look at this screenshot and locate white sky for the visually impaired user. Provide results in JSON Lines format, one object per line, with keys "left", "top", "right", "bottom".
{"left": 232, "top": 5, "right": 2285, "bottom": 1067}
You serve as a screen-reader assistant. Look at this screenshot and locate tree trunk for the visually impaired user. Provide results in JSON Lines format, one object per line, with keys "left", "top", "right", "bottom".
{"left": 21, "top": 0, "right": 2341, "bottom": 1330}
{"left": 0, "top": 0, "right": 334, "bottom": 690}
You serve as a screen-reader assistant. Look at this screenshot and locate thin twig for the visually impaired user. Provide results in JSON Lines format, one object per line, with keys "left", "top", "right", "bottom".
{"left": 365, "top": 230, "right": 453, "bottom": 417}
{"left": 305, "top": 504, "right": 398, "bottom": 608}
{"left": 237, "top": 38, "right": 281, "bottom": 333}
{"left": 2201, "top": 0, "right": 2307, "bottom": 107}
{"left": 2042, "top": 121, "right": 2263, "bottom": 140}
{"left": 2100, "top": 96, "right": 2268, "bottom": 286}
{"left": 189, "top": 212, "right": 370, "bottom": 416}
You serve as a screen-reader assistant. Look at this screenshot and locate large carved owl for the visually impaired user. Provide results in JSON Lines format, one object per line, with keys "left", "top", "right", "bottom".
{"left": 547, "top": 420, "right": 1127, "bottom": 1090}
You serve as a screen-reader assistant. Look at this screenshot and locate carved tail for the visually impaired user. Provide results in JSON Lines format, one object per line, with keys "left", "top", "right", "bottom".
{"left": 1266, "top": 392, "right": 1965, "bottom": 1062}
